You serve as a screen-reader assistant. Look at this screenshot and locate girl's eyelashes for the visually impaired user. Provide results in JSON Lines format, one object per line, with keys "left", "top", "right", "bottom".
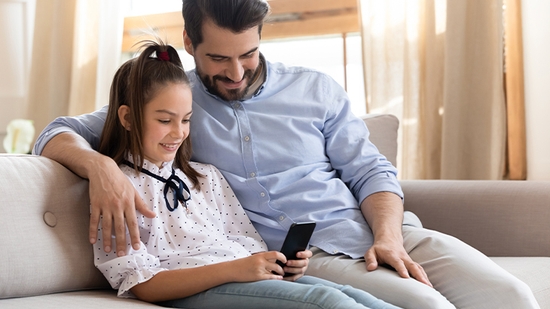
{"left": 158, "top": 119, "right": 191, "bottom": 124}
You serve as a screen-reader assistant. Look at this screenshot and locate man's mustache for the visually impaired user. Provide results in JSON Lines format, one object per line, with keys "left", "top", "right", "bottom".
{"left": 212, "top": 70, "right": 254, "bottom": 83}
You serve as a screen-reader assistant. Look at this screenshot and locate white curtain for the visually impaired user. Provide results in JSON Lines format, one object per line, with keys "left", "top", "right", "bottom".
{"left": 359, "top": 0, "right": 506, "bottom": 180}
{"left": 26, "top": 0, "right": 124, "bottom": 136}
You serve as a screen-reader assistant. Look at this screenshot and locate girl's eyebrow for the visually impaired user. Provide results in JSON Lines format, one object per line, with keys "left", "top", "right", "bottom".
{"left": 154, "top": 109, "right": 176, "bottom": 116}
{"left": 154, "top": 109, "right": 193, "bottom": 116}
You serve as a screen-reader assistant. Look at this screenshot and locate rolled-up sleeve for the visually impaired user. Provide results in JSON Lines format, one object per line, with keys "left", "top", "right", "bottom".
{"left": 95, "top": 244, "right": 168, "bottom": 298}
{"left": 33, "top": 105, "right": 108, "bottom": 155}
{"left": 323, "top": 77, "right": 403, "bottom": 203}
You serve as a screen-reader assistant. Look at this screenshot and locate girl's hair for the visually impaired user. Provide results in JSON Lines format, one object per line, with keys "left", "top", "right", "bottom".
{"left": 99, "top": 39, "right": 203, "bottom": 189}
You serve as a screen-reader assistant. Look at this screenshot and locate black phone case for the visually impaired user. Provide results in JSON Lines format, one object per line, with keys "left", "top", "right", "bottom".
{"left": 277, "top": 222, "right": 316, "bottom": 275}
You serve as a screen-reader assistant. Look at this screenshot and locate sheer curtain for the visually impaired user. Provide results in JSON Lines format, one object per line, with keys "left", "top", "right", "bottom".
{"left": 359, "top": 0, "right": 506, "bottom": 180}
{"left": 26, "top": 0, "right": 124, "bottom": 136}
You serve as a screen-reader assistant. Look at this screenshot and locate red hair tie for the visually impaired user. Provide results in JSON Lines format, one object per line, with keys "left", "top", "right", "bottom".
{"left": 158, "top": 51, "right": 170, "bottom": 61}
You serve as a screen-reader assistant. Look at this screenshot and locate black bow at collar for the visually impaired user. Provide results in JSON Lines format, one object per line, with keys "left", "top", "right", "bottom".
{"left": 122, "top": 160, "right": 191, "bottom": 212}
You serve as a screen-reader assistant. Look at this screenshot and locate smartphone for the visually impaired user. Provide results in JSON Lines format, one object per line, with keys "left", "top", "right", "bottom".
{"left": 276, "top": 222, "right": 316, "bottom": 276}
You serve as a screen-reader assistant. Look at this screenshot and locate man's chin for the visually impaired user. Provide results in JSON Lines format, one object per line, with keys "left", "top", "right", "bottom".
{"left": 199, "top": 73, "right": 251, "bottom": 101}
{"left": 211, "top": 84, "right": 247, "bottom": 101}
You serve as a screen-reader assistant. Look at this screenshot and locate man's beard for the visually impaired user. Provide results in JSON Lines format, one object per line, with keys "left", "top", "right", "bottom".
{"left": 197, "top": 66, "right": 258, "bottom": 101}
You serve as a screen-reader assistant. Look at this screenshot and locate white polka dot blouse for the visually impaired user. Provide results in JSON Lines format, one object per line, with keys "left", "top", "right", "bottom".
{"left": 93, "top": 156, "right": 267, "bottom": 298}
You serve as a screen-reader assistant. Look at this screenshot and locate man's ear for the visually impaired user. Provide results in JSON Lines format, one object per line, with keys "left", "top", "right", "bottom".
{"left": 118, "top": 105, "right": 131, "bottom": 131}
{"left": 183, "top": 30, "right": 194, "bottom": 56}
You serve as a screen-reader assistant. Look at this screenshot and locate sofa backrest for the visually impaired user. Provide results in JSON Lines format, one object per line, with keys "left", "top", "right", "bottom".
{"left": 361, "top": 113, "right": 399, "bottom": 167}
{"left": 0, "top": 154, "right": 109, "bottom": 299}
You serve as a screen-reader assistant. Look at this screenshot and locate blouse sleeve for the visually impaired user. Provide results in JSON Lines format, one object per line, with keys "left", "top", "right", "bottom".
{"left": 93, "top": 221, "right": 168, "bottom": 298}
{"left": 93, "top": 170, "right": 167, "bottom": 298}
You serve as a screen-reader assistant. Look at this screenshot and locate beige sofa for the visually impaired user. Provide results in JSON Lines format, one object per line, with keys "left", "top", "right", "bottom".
{"left": 1, "top": 114, "right": 549, "bottom": 308}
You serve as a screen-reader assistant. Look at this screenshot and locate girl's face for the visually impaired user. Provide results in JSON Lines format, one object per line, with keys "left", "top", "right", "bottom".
{"left": 142, "top": 82, "right": 193, "bottom": 167}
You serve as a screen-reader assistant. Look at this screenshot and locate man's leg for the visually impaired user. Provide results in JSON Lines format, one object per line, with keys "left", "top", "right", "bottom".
{"left": 306, "top": 246, "right": 454, "bottom": 309}
{"left": 306, "top": 226, "right": 539, "bottom": 309}
{"left": 402, "top": 226, "right": 539, "bottom": 308}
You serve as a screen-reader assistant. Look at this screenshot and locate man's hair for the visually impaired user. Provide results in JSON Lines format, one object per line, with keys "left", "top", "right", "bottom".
{"left": 182, "top": 0, "right": 270, "bottom": 47}
{"left": 99, "top": 39, "right": 202, "bottom": 189}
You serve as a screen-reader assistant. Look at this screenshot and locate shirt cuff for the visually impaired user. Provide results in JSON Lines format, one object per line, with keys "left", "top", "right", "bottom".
{"left": 358, "top": 171, "right": 404, "bottom": 204}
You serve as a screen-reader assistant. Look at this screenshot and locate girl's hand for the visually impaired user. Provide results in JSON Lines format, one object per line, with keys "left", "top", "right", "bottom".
{"left": 230, "top": 251, "right": 286, "bottom": 282}
{"left": 281, "top": 249, "right": 312, "bottom": 281}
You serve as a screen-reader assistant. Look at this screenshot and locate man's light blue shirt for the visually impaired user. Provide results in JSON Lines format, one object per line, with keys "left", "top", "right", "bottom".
{"left": 33, "top": 59, "right": 404, "bottom": 259}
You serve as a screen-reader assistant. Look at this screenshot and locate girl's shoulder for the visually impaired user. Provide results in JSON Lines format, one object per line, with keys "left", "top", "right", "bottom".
{"left": 185, "top": 162, "right": 227, "bottom": 188}
{"left": 188, "top": 161, "right": 221, "bottom": 176}
{"left": 189, "top": 160, "right": 213, "bottom": 169}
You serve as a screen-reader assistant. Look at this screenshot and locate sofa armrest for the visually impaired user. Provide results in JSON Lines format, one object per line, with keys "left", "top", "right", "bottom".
{"left": 400, "top": 180, "right": 550, "bottom": 257}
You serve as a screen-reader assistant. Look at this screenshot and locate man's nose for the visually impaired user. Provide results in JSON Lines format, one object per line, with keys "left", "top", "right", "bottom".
{"left": 225, "top": 59, "right": 245, "bottom": 82}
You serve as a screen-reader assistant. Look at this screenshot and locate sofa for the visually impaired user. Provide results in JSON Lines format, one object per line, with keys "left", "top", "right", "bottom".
{"left": 1, "top": 114, "right": 549, "bottom": 308}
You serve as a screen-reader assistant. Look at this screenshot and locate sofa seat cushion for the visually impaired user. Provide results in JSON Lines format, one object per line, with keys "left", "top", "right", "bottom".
{"left": 0, "top": 290, "right": 159, "bottom": 309}
{"left": 492, "top": 257, "right": 550, "bottom": 308}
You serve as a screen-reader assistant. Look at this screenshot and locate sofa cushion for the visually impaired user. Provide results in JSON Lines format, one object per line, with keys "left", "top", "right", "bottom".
{"left": 361, "top": 114, "right": 399, "bottom": 167}
{"left": 0, "top": 290, "right": 159, "bottom": 308}
{"left": 492, "top": 257, "right": 550, "bottom": 308}
{"left": 0, "top": 155, "right": 108, "bottom": 299}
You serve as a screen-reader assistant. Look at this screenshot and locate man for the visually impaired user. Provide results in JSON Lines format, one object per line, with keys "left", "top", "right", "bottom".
{"left": 33, "top": 0, "right": 539, "bottom": 308}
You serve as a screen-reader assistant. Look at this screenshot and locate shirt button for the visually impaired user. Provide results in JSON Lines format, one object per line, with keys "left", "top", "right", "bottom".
{"left": 250, "top": 172, "right": 256, "bottom": 178}
{"left": 279, "top": 215, "right": 285, "bottom": 221}
{"left": 234, "top": 103, "right": 241, "bottom": 109}
{"left": 332, "top": 250, "right": 339, "bottom": 254}
{"left": 260, "top": 192, "right": 266, "bottom": 197}
{"left": 244, "top": 136, "right": 250, "bottom": 142}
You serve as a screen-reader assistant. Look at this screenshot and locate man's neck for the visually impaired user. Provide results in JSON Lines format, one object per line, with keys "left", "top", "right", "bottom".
{"left": 242, "top": 54, "right": 267, "bottom": 100}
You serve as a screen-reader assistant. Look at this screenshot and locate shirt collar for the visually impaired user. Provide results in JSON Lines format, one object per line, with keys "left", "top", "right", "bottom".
{"left": 125, "top": 153, "right": 174, "bottom": 177}
{"left": 243, "top": 53, "right": 267, "bottom": 99}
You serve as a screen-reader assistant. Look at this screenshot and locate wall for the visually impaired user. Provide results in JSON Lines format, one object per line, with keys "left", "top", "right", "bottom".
{"left": 522, "top": 0, "right": 550, "bottom": 180}
{"left": 0, "top": 0, "right": 35, "bottom": 152}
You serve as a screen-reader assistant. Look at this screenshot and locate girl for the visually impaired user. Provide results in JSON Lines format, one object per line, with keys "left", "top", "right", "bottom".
{"left": 94, "top": 40, "right": 400, "bottom": 309}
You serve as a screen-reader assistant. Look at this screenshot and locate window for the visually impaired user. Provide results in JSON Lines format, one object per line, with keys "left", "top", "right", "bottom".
{"left": 261, "top": 35, "right": 366, "bottom": 116}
